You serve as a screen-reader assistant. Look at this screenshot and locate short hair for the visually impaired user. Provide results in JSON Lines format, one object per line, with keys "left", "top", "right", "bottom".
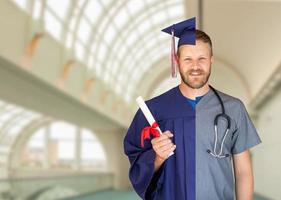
{"left": 177, "top": 29, "right": 213, "bottom": 57}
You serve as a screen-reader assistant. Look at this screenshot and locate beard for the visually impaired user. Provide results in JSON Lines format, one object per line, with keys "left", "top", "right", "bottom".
{"left": 179, "top": 67, "right": 211, "bottom": 89}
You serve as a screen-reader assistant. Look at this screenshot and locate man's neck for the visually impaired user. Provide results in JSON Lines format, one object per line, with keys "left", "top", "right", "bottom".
{"left": 179, "top": 82, "right": 210, "bottom": 100}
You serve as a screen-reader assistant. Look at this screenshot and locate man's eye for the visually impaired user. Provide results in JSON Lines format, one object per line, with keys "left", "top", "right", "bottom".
{"left": 184, "top": 58, "right": 191, "bottom": 61}
{"left": 199, "top": 57, "right": 206, "bottom": 60}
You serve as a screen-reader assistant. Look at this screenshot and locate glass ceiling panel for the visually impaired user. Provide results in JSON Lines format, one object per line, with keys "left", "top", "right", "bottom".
{"left": 77, "top": 18, "right": 91, "bottom": 45}
{"left": 100, "top": 0, "right": 114, "bottom": 8}
{"left": 113, "top": 9, "right": 130, "bottom": 30}
{"left": 46, "top": 0, "right": 70, "bottom": 20}
{"left": 134, "top": 46, "right": 169, "bottom": 81}
{"left": 84, "top": 0, "right": 103, "bottom": 24}
{"left": 77, "top": 0, "right": 86, "bottom": 8}
{"left": 125, "top": 45, "right": 170, "bottom": 102}
{"left": 0, "top": 107, "right": 24, "bottom": 128}
{"left": 92, "top": 1, "right": 164, "bottom": 68}
{"left": 33, "top": 0, "right": 42, "bottom": 19}
{"left": 118, "top": 12, "right": 183, "bottom": 73}
{"left": 12, "top": 0, "right": 28, "bottom": 11}
{"left": 103, "top": 25, "right": 116, "bottom": 44}
{"left": 8, "top": 112, "right": 40, "bottom": 136}
{"left": 127, "top": 0, "right": 146, "bottom": 15}
{"left": 113, "top": 30, "right": 164, "bottom": 86}
{"left": 44, "top": 10, "right": 62, "bottom": 41}
{"left": 75, "top": 42, "right": 86, "bottom": 61}
{"left": 0, "top": 99, "right": 42, "bottom": 149}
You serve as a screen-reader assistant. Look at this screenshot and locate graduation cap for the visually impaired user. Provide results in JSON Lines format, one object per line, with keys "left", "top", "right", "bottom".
{"left": 161, "top": 17, "right": 196, "bottom": 78}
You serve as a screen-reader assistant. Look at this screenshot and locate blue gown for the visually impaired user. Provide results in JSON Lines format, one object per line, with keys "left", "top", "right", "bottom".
{"left": 124, "top": 87, "right": 196, "bottom": 200}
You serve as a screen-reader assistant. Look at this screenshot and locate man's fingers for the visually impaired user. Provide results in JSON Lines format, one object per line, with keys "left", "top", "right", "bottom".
{"left": 151, "top": 135, "right": 167, "bottom": 144}
{"left": 151, "top": 131, "right": 173, "bottom": 144}
{"left": 153, "top": 138, "right": 172, "bottom": 149}
{"left": 157, "top": 144, "right": 176, "bottom": 160}
{"left": 158, "top": 142, "right": 174, "bottom": 152}
{"left": 163, "top": 131, "right": 174, "bottom": 138}
{"left": 151, "top": 130, "right": 175, "bottom": 161}
{"left": 162, "top": 144, "right": 176, "bottom": 158}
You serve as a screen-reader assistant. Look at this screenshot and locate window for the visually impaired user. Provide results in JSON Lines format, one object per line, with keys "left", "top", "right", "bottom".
{"left": 81, "top": 129, "right": 106, "bottom": 169}
{"left": 50, "top": 122, "right": 76, "bottom": 167}
{"left": 22, "top": 128, "right": 45, "bottom": 167}
{"left": 20, "top": 121, "right": 107, "bottom": 171}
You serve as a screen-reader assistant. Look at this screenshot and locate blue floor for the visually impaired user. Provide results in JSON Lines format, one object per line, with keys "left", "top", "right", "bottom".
{"left": 66, "top": 190, "right": 270, "bottom": 200}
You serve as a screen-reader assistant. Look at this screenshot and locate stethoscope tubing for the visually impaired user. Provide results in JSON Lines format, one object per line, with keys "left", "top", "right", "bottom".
{"left": 207, "top": 85, "right": 231, "bottom": 158}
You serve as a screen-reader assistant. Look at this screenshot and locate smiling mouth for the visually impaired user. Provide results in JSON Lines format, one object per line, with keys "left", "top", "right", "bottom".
{"left": 189, "top": 72, "right": 203, "bottom": 76}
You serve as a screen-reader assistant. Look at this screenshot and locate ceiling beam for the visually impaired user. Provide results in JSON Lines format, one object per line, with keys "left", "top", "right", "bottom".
{"left": 0, "top": 55, "right": 125, "bottom": 131}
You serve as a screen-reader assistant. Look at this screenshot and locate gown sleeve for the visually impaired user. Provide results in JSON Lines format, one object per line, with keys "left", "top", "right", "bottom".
{"left": 123, "top": 108, "right": 163, "bottom": 199}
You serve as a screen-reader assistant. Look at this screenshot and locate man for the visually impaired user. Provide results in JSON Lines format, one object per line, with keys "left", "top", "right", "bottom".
{"left": 123, "top": 17, "right": 261, "bottom": 200}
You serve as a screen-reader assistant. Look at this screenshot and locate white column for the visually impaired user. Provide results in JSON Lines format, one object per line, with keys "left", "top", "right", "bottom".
{"left": 43, "top": 125, "right": 51, "bottom": 169}
{"left": 74, "top": 128, "right": 81, "bottom": 170}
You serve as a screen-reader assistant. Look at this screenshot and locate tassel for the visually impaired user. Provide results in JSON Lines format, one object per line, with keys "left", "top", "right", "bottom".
{"left": 171, "top": 28, "right": 178, "bottom": 78}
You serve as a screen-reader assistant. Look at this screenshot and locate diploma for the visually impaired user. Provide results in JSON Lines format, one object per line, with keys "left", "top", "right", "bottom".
{"left": 136, "top": 96, "right": 174, "bottom": 156}
{"left": 136, "top": 96, "right": 163, "bottom": 135}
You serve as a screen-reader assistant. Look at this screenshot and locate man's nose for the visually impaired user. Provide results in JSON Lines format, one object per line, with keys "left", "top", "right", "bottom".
{"left": 191, "top": 61, "right": 200, "bottom": 70}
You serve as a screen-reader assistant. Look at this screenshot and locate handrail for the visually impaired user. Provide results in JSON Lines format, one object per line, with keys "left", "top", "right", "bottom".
{"left": 0, "top": 172, "right": 114, "bottom": 182}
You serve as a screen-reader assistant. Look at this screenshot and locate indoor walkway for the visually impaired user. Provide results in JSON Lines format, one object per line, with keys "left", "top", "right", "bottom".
{"left": 65, "top": 190, "right": 270, "bottom": 200}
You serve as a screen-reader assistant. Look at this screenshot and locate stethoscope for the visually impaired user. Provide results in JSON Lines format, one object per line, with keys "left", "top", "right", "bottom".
{"left": 206, "top": 85, "right": 231, "bottom": 158}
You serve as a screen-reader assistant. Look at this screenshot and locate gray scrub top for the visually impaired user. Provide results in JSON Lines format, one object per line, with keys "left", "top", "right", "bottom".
{"left": 195, "top": 89, "right": 261, "bottom": 200}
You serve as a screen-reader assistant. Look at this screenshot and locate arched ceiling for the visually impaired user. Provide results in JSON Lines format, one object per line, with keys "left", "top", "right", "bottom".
{"left": 8, "top": 0, "right": 281, "bottom": 112}
{"left": 11, "top": 0, "right": 186, "bottom": 103}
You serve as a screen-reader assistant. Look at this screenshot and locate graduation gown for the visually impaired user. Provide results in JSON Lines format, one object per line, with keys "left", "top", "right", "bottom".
{"left": 124, "top": 86, "right": 196, "bottom": 200}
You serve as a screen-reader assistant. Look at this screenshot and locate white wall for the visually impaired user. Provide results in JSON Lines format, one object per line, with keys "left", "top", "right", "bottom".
{"left": 253, "top": 88, "right": 281, "bottom": 199}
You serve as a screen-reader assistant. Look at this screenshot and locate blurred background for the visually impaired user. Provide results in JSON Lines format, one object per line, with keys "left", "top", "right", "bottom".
{"left": 0, "top": 0, "right": 280, "bottom": 199}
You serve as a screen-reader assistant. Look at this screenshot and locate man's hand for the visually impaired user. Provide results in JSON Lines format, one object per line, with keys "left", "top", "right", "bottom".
{"left": 151, "top": 131, "right": 176, "bottom": 172}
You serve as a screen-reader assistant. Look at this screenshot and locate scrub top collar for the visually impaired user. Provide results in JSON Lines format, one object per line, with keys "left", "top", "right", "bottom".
{"left": 177, "top": 86, "right": 214, "bottom": 110}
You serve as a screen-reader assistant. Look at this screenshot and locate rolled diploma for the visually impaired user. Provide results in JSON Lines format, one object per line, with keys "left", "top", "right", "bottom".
{"left": 136, "top": 96, "right": 174, "bottom": 156}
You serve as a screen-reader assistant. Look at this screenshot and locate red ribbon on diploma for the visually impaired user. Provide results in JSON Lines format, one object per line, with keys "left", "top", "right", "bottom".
{"left": 141, "top": 122, "right": 160, "bottom": 147}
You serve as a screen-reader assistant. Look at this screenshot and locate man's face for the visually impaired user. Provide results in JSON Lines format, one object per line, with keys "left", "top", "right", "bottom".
{"left": 178, "top": 40, "right": 213, "bottom": 89}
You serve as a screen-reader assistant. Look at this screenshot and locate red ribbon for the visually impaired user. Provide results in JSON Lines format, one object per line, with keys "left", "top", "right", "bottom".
{"left": 141, "top": 122, "right": 160, "bottom": 148}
